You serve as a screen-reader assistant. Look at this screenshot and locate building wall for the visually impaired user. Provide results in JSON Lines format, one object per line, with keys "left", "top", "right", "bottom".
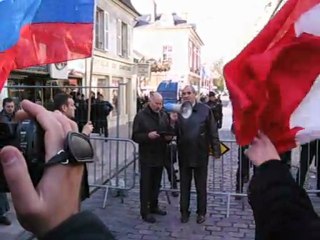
{"left": 134, "top": 25, "right": 202, "bottom": 90}
{"left": 134, "top": 27, "right": 189, "bottom": 74}
{"left": 84, "top": 0, "right": 139, "bottom": 127}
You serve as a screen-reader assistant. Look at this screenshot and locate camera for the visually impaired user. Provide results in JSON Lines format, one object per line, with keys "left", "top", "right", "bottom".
{"left": 0, "top": 119, "right": 44, "bottom": 192}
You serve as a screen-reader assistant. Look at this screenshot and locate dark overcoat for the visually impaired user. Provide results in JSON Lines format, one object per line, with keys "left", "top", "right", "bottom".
{"left": 176, "top": 102, "right": 221, "bottom": 167}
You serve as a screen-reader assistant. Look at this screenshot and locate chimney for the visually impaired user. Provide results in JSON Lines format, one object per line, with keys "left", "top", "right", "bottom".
{"left": 150, "top": 0, "right": 157, "bottom": 22}
{"left": 180, "top": 12, "right": 188, "bottom": 22}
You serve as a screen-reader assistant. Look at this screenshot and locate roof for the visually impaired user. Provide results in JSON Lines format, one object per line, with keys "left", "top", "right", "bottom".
{"left": 135, "top": 13, "right": 187, "bottom": 27}
{"left": 119, "top": 0, "right": 141, "bottom": 16}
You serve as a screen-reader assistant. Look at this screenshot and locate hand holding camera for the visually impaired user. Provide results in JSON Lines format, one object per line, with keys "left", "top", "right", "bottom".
{"left": 0, "top": 100, "right": 94, "bottom": 237}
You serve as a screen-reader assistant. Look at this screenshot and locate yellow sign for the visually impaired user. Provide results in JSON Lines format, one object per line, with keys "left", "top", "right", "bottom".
{"left": 209, "top": 142, "right": 230, "bottom": 156}
{"left": 220, "top": 142, "right": 230, "bottom": 156}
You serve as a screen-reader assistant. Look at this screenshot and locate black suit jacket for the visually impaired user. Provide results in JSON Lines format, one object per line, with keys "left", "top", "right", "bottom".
{"left": 176, "top": 102, "right": 220, "bottom": 167}
{"left": 132, "top": 106, "right": 170, "bottom": 167}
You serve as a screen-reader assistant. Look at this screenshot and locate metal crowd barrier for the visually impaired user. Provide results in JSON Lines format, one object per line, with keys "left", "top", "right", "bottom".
{"left": 160, "top": 138, "right": 320, "bottom": 218}
{"left": 88, "top": 135, "right": 138, "bottom": 208}
{"left": 85, "top": 134, "right": 320, "bottom": 215}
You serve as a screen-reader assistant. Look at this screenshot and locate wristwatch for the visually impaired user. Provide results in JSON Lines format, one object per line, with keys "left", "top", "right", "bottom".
{"left": 45, "top": 132, "right": 94, "bottom": 167}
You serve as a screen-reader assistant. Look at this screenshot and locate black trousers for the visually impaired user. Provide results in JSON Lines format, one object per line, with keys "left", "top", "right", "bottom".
{"left": 139, "top": 164, "right": 163, "bottom": 216}
{"left": 180, "top": 165, "right": 208, "bottom": 215}
{"left": 236, "top": 146, "right": 250, "bottom": 193}
{"left": 93, "top": 121, "right": 109, "bottom": 138}
{"left": 297, "top": 140, "right": 320, "bottom": 188}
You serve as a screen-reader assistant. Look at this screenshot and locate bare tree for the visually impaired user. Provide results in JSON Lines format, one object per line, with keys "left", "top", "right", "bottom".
{"left": 210, "top": 59, "right": 225, "bottom": 92}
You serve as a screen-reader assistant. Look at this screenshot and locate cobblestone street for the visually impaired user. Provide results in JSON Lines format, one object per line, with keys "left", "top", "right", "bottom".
{"left": 81, "top": 129, "right": 256, "bottom": 240}
{"left": 83, "top": 182, "right": 256, "bottom": 240}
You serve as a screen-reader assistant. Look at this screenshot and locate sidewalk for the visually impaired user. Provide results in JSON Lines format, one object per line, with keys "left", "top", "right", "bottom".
{"left": 0, "top": 197, "right": 33, "bottom": 240}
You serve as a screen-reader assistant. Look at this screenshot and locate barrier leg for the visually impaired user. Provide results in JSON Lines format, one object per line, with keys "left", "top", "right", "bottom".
{"left": 226, "top": 193, "right": 231, "bottom": 218}
{"left": 103, "top": 186, "right": 109, "bottom": 209}
{"left": 165, "top": 190, "right": 171, "bottom": 205}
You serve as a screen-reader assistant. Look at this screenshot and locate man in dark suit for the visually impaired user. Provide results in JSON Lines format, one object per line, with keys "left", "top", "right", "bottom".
{"left": 132, "top": 92, "right": 172, "bottom": 223}
{"left": 175, "top": 85, "right": 221, "bottom": 224}
{"left": 206, "top": 91, "right": 223, "bottom": 129}
{"left": 91, "top": 93, "right": 113, "bottom": 138}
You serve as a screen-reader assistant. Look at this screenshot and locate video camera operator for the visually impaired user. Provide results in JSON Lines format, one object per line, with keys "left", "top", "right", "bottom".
{"left": 0, "top": 100, "right": 115, "bottom": 239}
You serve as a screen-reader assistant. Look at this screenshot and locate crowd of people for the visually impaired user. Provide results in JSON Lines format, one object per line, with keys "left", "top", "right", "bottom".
{"left": 0, "top": 87, "right": 320, "bottom": 239}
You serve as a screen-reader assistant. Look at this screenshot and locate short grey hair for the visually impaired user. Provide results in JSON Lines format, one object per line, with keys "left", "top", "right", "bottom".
{"left": 182, "top": 85, "right": 197, "bottom": 94}
{"left": 149, "top": 91, "right": 162, "bottom": 101}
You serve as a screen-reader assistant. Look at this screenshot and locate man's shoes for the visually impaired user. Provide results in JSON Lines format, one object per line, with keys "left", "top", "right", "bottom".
{"left": 180, "top": 213, "right": 190, "bottom": 223}
{"left": 171, "top": 191, "right": 179, "bottom": 198}
{"left": 196, "top": 215, "right": 206, "bottom": 224}
{"left": 142, "top": 214, "right": 156, "bottom": 223}
{"left": 0, "top": 216, "right": 11, "bottom": 225}
{"left": 150, "top": 208, "right": 167, "bottom": 216}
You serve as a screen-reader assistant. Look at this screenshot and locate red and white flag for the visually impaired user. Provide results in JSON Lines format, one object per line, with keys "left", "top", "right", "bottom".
{"left": 224, "top": 0, "right": 320, "bottom": 153}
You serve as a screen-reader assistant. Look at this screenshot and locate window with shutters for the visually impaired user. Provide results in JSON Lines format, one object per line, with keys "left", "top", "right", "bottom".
{"left": 95, "top": 8, "right": 104, "bottom": 50}
{"left": 162, "top": 45, "right": 173, "bottom": 63}
{"left": 104, "top": 12, "right": 109, "bottom": 50}
{"left": 95, "top": 8, "right": 109, "bottom": 50}
{"left": 117, "top": 19, "right": 129, "bottom": 58}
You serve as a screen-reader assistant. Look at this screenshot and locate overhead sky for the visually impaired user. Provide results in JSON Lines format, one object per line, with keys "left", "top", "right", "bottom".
{"left": 132, "top": 0, "right": 277, "bottom": 64}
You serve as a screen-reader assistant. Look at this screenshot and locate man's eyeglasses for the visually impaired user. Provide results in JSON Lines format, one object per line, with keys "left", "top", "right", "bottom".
{"left": 182, "top": 91, "right": 192, "bottom": 96}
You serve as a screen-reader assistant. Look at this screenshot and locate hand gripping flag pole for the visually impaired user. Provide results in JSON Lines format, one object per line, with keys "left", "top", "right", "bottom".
{"left": 87, "top": 0, "right": 97, "bottom": 123}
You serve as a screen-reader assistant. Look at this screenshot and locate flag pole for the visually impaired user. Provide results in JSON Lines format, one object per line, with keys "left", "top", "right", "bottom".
{"left": 87, "top": 0, "right": 96, "bottom": 123}
{"left": 269, "top": 0, "right": 285, "bottom": 20}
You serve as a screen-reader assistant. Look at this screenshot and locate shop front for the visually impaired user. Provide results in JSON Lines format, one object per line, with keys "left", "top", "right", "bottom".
{"left": 87, "top": 55, "right": 137, "bottom": 129}
{"left": 3, "top": 65, "right": 83, "bottom": 110}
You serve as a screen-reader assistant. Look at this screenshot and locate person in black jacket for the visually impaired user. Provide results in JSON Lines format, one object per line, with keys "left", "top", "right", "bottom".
{"left": 247, "top": 132, "right": 320, "bottom": 240}
{"left": 206, "top": 91, "right": 223, "bottom": 129}
{"left": 0, "top": 100, "right": 114, "bottom": 239}
{"left": 164, "top": 112, "right": 179, "bottom": 198}
{"left": 176, "top": 85, "right": 221, "bottom": 224}
{"left": 91, "top": 93, "right": 113, "bottom": 138}
{"left": 132, "top": 92, "right": 172, "bottom": 223}
{"left": 0, "top": 97, "right": 16, "bottom": 225}
{"left": 297, "top": 140, "right": 320, "bottom": 194}
{"left": 74, "top": 92, "right": 88, "bottom": 133}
